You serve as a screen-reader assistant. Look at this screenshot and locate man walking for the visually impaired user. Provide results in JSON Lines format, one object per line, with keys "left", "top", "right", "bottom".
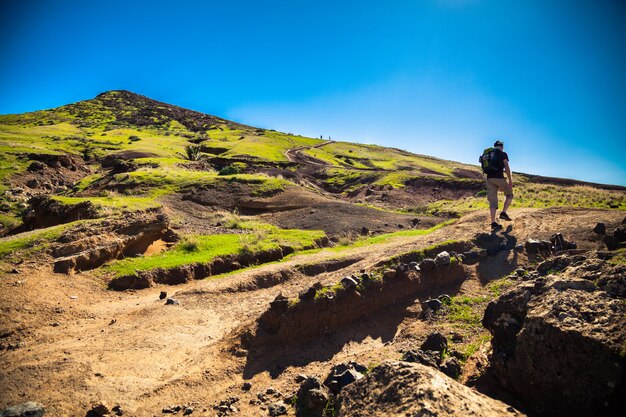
{"left": 482, "top": 140, "right": 513, "bottom": 230}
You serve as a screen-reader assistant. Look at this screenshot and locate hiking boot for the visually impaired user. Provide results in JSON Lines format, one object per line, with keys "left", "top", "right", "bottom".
{"left": 491, "top": 222, "right": 502, "bottom": 231}
{"left": 499, "top": 212, "right": 512, "bottom": 221}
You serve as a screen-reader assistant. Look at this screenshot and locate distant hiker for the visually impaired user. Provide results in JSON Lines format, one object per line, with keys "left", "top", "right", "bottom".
{"left": 479, "top": 140, "right": 513, "bottom": 230}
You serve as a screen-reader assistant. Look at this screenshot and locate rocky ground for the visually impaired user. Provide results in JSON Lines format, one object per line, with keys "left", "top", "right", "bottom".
{"left": 1, "top": 208, "right": 625, "bottom": 417}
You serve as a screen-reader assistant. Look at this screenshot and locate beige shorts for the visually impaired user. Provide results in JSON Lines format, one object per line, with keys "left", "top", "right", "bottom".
{"left": 486, "top": 178, "right": 513, "bottom": 209}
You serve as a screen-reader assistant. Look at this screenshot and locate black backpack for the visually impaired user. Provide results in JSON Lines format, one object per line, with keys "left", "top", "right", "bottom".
{"left": 479, "top": 147, "right": 500, "bottom": 174}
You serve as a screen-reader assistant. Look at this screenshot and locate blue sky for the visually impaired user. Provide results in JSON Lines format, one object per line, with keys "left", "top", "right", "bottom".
{"left": 1, "top": 0, "right": 625, "bottom": 185}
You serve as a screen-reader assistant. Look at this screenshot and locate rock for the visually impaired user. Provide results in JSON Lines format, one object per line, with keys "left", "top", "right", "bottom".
{"left": 340, "top": 276, "right": 358, "bottom": 289}
{"left": 88, "top": 402, "right": 109, "bottom": 416}
{"left": 411, "top": 218, "right": 421, "bottom": 226}
{"left": 418, "top": 258, "right": 436, "bottom": 271}
{"left": 483, "top": 275, "right": 626, "bottom": 417}
{"left": 434, "top": 251, "right": 451, "bottom": 267}
{"left": 242, "top": 381, "right": 252, "bottom": 391}
{"left": 401, "top": 349, "right": 440, "bottom": 368}
{"left": 360, "top": 226, "right": 369, "bottom": 235}
{"left": 420, "top": 332, "right": 448, "bottom": 353}
{"left": 269, "top": 292, "right": 289, "bottom": 312}
{"left": 336, "top": 361, "right": 525, "bottom": 417}
{"left": 295, "top": 374, "right": 307, "bottom": 383}
{"left": 268, "top": 403, "right": 287, "bottom": 416}
{"left": 461, "top": 250, "right": 480, "bottom": 264}
{"left": 183, "top": 407, "right": 193, "bottom": 415}
{"left": 593, "top": 222, "right": 606, "bottom": 235}
{"left": 382, "top": 268, "right": 396, "bottom": 280}
{"left": 296, "top": 377, "right": 330, "bottom": 417}
{"left": 159, "top": 291, "right": 167, "bottom": 300}
{"left": 165, "top": 297, "right": 180, "bottom": 305}
{"left": 299, "top": 283, "right": 322, "bottom": 301}
{"left": 25, "top": 179, "right": 39, "bottom": 188}
{"left": 324, "top": 362, "right": 366, "bottom": 394}
{"left": 525, "top": 239, "right": 551, "bottom": 255}
{"left": 422, "top": 298, "right": 442, "bottom": 312}
{"left": 0, "top": 402, "right": 45, "bottom": 417}
{"left": 395, "top": 263, "right": 409, "bottom": 274}
{"left": 27, "top": 161, "right": 45, "bottom": 171}
{"left": 514, "top": 244, "right": 524, "bottom": 252}
{"left": 111, "top": 405, "right": 123, "bottom": 416}
{"left": 440, "top": 357, "right": 462, "bottom": 379}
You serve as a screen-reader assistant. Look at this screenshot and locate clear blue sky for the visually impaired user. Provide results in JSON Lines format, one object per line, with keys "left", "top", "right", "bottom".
{"left": 1, "top": 0, "right": 625, "bottom": 185}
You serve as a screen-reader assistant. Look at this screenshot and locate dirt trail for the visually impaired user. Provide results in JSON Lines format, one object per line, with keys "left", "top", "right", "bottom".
{"left": 0, "top": 208, "right": 622, "bottom": 415}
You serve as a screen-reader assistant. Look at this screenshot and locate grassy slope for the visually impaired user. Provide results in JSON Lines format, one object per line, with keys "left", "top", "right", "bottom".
{"left": 1, "top": 90, "right": 624, "bottom": 271}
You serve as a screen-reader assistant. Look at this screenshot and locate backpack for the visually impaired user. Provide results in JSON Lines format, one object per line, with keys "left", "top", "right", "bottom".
{"left": 479, "top": 147, "right": 500, "bottom": 174}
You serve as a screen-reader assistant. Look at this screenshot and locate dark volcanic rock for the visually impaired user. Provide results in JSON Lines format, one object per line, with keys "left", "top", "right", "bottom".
{"left": 324, "top": 362, "right": 366, "bottom": 394}
{"left": 336, "top": 361, "right": 525, "bottom": 417}
{"left": 296, "top": 377, "right": 330, "bottom": 417}
{"left": 420, "top": 332, "right": 448, "bottom": 353}
{"left": 483, "top": 276, "right": 626, "bottom": 417}
{"left": 593, "top": 222, "right": 606, "bottom": 235}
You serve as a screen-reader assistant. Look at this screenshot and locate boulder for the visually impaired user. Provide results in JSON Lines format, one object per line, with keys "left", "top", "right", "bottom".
{"left": 483, "top": 276, "right": 626, "bottom": 417}
{"left": 336, "top": 361, "right": 525, "bottom": 417}
{"left": 0, "top": 403, "right": 45, "bottom": 417}
{"left": 296, "top": 377, "right": 330, "bottom": 417}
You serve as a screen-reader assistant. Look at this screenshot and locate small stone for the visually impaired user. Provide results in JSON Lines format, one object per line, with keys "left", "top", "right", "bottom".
{"left": 423, "top": 298, "right": 442, "bottom": 312}
{"left": 165, "top": 297, "right": 180, "bottom": 305}
{"left": 69, "top": 295, "right": 78, "bottom": 299}
{"left": 268, "top": 403, "right": 287, "bottom": 416}
{"left": 89, "top": 401, "right": 110, "bottom": 416}
{"left": 434, "top": 251, "right": 451, "bottom": 267}
{"left": 593, "top": 223, "right": 606, "bottom": 235}
{"left": 112, "top": 404, "right": 124, "bottom": 416}
{"left": 382, "top": 268, "right": 397, "bottom": 279}
{"left": 10, "top": 268, "right": 20, "bottom": 274}
{"left": 295, "top": 374, "right": 307, "bottom": 383}
{"left": 159, "top": 291, "right": 167, "bottom": 300}
{"left": 441, "top": 357, "right": 462, "bottom": 379}
{"left": 340, "top": 276, "right": 358, "bottom": 288}
{"left": 183, "top": 407, "right": 193, "bottom": 415}
{"left": 419, "top": 258, "right": 436, "bottom": 271}
{"left": 242, "top": 381, "right": 252, "bottom": 391}
{"left": 421, "top": 332, "right": 448, "bottom": 353}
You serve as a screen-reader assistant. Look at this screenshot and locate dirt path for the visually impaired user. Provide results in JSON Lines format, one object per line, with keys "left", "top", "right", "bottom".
{"left": 0, "top": 207, "right": 622, "bottom": 415}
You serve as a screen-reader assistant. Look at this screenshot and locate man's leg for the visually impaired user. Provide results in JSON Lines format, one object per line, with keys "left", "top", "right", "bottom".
{"left": 490, "top": 207, "right": 497, "bottom": 223}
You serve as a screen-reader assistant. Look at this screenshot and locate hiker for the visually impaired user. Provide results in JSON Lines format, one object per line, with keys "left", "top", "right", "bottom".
{"left": 480, "top": 140, "right": 513, "bottom": 230}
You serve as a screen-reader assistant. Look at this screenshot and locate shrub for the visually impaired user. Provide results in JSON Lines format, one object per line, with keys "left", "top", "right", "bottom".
{"left": 219, "top": 162, "right": 247, "bottom": 176}
{"left": 177, "top": 144, "right": 205, "bottom": 161}
{"left": 128, "top": 135, "right": 141, "bottom": 142}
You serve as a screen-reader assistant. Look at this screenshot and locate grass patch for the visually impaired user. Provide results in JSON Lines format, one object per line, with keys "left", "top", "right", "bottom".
{"left": 106, "top": 227, "right": 325, "bottom": 277}
{"left": 426, "top": 183, "right": 626, "bottom": 215}
{"left": 0, "top": 222, "right": 82, "bottom": 258}
{"left": 441, "top": 295, "right": 488, "bottom": 327}
{"left": 52, "top": 195, "right": 160, "bottom": 212}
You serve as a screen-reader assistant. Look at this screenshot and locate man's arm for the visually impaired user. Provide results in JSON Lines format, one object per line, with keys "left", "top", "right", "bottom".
{"left": 503, "top": 160, "right": 513, "bottom": 188}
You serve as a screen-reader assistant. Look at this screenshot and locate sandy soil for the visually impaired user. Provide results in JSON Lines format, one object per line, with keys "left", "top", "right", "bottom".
{"left": 0, "top": 207, "right": 622, "bottom": 416}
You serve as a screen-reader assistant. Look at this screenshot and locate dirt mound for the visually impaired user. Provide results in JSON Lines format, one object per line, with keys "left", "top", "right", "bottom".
{"left": 252, "top": 258, "right": 467, "bottom": 348}
{"left": 52, "top": 209, "right": 170, "bottom": 273}
{"left": 181, "top": 185, "right": 438, "bottom": 237}
{"left": 483, "top": 257, "right": 626, "bottom": 417}
{"left": 336, "top": 361, "right": 526, "bottom": 417}
{"left": 19, "top": 195, "right": 99, "bottom": 231}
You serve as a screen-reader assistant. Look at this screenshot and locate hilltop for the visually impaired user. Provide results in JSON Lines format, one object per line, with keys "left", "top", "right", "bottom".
{"left": 0, "top": 91, "right": 625, "bottom": 416}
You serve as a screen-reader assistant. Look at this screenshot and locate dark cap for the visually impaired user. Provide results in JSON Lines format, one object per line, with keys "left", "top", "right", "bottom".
{"left": 494, "top": 140, "right": 504, "bottom": 147}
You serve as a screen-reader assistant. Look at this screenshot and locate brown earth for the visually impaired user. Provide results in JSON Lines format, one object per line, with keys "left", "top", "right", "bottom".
{"left": 0, "top": 208, "right": 624, "bottom": 416}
